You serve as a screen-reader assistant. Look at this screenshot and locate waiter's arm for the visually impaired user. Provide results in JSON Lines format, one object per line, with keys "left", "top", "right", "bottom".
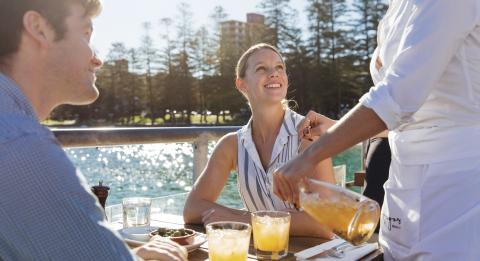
{"left": 273, "top": 104, "right": 386, "bottom": 203}
{"left": 273, "top": 0, "right": 479, "bottom": 203}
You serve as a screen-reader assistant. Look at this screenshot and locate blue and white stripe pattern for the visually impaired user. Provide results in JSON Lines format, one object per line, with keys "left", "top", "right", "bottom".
{"left": 236, "top": 109, "right": 304, "bottom": 211}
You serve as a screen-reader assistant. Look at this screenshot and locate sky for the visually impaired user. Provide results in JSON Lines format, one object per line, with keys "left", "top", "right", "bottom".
{"left": 92, "top": 0, "right": 307, "bottom": 59}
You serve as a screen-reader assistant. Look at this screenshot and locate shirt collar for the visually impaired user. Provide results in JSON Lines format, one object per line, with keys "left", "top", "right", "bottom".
{"left": 238, "top": 108, "right": 298, "bottom": 142}
{"left": 0, "top": 73, "right": 38, "bottom": 120}
{"left": 238, "top": 108, "right": 299, "bottom": 170}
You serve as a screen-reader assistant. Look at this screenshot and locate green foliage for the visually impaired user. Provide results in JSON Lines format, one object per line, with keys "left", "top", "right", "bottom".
{"left": 49, "top": 1, "right": 388, "bottom": 126}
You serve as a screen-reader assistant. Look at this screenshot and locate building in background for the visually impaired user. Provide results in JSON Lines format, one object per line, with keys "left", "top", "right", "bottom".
{"left": 219, "top": 13, "right": 275, "bottom": 71}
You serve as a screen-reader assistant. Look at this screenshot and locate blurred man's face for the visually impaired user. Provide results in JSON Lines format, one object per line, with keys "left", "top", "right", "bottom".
{"left": 46, "top": 3, "right": 102, "bottom": 106}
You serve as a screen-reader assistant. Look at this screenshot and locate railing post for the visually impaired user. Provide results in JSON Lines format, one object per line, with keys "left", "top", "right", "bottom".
{"left": 193, "top": 134, "right": 209, "bottom": 181}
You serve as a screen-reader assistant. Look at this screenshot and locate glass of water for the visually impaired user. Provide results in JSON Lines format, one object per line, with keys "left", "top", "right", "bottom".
{"left": 122, "top": 197, "right": 152, "bottom": 228}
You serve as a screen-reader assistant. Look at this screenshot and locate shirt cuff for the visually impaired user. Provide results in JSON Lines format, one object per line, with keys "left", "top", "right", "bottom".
{"left": 359, "top": 84, "right": 412, "bottom": 130}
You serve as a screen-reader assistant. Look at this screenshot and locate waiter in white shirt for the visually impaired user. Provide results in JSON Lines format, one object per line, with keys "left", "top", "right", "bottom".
{"left": 272, "top": 0, "right": 480, "bottom": 260}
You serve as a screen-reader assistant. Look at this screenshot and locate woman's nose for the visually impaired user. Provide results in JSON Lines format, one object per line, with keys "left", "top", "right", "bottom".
{"left": 269, "top": 67, "right": 279, "bottom": 77}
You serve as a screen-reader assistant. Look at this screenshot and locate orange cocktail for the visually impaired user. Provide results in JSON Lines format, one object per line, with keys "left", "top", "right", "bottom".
{"left": 300, "top": 179, "right": 380, "bottom": 245}
{"left": 251, "top": 211, "right": 290, "bottom": 260}
{"left": 206, "top": 222, "right": 251, "bottom": 261}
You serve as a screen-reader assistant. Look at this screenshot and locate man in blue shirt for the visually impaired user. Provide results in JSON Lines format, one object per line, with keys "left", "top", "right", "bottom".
{"left": 0, "top": 0, "right": 187, "bottom": 260}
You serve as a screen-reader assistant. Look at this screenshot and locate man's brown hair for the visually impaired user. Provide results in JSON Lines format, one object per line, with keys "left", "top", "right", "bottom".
{"left": 0, "top": 0, "right": 102, "bottom": 67}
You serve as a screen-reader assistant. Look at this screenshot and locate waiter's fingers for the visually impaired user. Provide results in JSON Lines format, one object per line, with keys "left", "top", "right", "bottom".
{"left": 309, "top": 124, "right": 327, "bottom": 137}
{"left": 273, "top": 171, "right": 291, "bottom": 202}
{"left": 292, "top": 186, "right": 300, "bottom": 207}
{"left": 284, "top": 175, "right": 299, "bottom": 205}
{"left": 273, "top": 172, "right": 286, "bottom": 201}
{"left": 280, "top": 173, "right": 296, "bottom": 204}
{"left": 297, "top": 118, "right": 311, "bottom": 140}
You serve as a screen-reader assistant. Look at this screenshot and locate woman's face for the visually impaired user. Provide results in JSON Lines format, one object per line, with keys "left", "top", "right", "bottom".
{"left": 237, "top": 48, "right": 288, "bottom": 106}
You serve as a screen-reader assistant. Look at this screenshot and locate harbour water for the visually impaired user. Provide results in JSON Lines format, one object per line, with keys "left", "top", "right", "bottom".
{"left": 66, "top": 142, "right": 361, "bottom": 211}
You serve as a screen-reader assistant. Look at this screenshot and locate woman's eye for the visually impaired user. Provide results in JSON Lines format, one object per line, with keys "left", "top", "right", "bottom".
{"left": 276, "top": 65, "right": 284, "bottom": 71}
{"left": 256, "top": 66, "right": 265, "bottom": 72}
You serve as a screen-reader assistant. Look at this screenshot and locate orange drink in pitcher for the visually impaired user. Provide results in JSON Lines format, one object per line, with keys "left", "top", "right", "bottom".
{"left": 300, "top": 178, "right": 380, "bottom": 245}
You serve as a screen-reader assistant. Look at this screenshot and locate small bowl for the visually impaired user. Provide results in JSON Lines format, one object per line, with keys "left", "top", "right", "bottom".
{"left": 149, "top": 227, "right": 196, "bottom": 245}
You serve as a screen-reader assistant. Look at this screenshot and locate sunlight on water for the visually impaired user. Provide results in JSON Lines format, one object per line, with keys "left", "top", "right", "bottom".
{"left": 66, "top": 142, "right": 361, "bottom": 212}
{"left": 66, "top": 142, "right": 244, "bottom": 208}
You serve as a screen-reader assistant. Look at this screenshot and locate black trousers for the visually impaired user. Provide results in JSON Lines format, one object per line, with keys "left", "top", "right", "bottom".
{"left": 363, "top": 137, "right": 391, "bottom": 209}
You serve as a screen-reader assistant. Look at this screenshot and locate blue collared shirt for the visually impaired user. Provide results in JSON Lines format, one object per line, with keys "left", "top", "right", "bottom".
{"left": 0, "top": 73, "right": 135, "bottom": 260}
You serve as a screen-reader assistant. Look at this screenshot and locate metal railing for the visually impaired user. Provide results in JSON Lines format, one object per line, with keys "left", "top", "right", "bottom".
{"left": 52, "top": 126, "right": 364, "bottom": 188}
{"left": 52, "top": 126, "right": 240, "bottom": 180}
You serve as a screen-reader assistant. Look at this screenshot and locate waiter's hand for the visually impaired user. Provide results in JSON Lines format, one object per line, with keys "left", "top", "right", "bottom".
{"left": 272, "top": 153, "right": 316, "bottom": 206}
{"left": 298, "top": 111, "right": 337, "bottom": 140}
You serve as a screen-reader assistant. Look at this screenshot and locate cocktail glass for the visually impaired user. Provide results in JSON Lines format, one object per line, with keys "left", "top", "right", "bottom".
{"left": 206, "top": 222, "right": 251, "bottom": 261}
{"left": 251, "top": 211, "right": 290, "bottom": 260}
{"left": 300, "top": 178, "right": 380, "bottom": 245}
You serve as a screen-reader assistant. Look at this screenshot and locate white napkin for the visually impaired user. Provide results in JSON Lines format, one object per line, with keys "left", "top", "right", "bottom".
{"left": 295, "top": 238, "right": 378, "bottom": 260}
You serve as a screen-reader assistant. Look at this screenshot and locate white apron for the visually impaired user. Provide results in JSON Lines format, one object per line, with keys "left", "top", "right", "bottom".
{"left": 380, "top": 127, "right": 480, "bottom": 260}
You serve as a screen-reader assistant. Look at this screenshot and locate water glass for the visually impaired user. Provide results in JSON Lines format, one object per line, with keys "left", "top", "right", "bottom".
{"left": 206, "top": 222, "right": 251, "bottom": 261}
{"left": 251, "top": 211, "right": 290, "bottom": 260}
{"left": 122, "top": 197, "right": 152, "bottom": 228}
{"left": 300, "top": 178, "right": 380, "bottom": 245}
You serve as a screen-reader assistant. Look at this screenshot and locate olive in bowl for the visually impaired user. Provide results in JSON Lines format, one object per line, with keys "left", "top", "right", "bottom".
{"left": 150, "top": 228, "right": 196, "bottom": 245}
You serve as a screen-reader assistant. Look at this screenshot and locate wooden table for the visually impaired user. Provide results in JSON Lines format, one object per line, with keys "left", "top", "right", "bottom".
{"left": 118, "top": 214, "right": 383, "bottom": 261}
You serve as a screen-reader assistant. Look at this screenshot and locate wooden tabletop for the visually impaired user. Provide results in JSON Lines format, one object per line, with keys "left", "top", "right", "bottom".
{"left": 140, "top": 214, "right": 384, "bottom": 261}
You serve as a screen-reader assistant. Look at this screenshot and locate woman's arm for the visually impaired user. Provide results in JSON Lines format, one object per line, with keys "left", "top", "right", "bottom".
{"left": 183, "top": 132, "right": 246, "bottom": 224}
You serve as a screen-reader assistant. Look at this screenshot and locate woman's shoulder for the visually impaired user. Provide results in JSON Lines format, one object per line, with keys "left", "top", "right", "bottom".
{"left": 215, "top": 132, "right": 238, "bottom": 153}
{"left": 214, "top": 132, "right": 239, "bottom": 170}
{"left": 287, "top": 108, "right": 305, "bottom": 128}
{"left": 221, "top": 132, "right": 238, "bottom": 144}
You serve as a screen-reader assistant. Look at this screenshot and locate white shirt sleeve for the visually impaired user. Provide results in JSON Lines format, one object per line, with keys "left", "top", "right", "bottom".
{"left": 360, "top": 0, "right": 480, "bottom": 130}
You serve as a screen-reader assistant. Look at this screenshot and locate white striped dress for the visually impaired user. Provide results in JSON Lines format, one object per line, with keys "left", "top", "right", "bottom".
{"left": 236, "top": 109, "right": 304, "bottom": 211}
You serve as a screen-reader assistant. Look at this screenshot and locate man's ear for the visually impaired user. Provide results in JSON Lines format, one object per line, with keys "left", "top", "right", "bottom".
{"left": 22, "top": 11, "right": 56, "bottom": 48}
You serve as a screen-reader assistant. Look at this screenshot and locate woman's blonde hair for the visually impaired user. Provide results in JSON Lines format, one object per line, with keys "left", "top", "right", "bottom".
{"left": 235, "top": 43, "right": 285, "bottom": 79}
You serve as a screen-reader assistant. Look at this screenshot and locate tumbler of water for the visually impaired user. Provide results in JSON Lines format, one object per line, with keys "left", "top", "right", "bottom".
{"left": 122, "top": 197, "right": 152, "bottom": 228}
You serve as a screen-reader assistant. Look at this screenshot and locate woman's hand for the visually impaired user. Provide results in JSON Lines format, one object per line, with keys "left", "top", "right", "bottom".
{"left": 201, "top": 208, "right": 251, "bottom": 225}
{"left": 133, "top": 236, "right": 188, "bottom": 261}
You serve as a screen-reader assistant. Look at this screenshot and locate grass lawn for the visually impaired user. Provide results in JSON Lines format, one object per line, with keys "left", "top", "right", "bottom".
{"left": 42, "top": 114, "right": 235, "bottom": 126}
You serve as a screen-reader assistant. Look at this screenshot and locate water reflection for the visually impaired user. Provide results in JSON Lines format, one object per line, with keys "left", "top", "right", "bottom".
{"left": 66, "top": 143, "right": 361, "bottom": 210}
{"left": 67, "top": 143, "right": 199, "bottom": 206}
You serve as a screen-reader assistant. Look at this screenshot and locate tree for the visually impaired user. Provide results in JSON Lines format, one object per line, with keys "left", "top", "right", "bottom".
{"left": 351, "top": 0, "right": 388, "bottom": 92}
{"left": 158, "top": 17, "right": 178, "bottom": 123}
{"left": 138, "top": 22, "right": 161, "bottom": 124}
{"left": 124, "top": 48, "right": 144, "bottom": 124}
{"left": 207, "top": 6, "right": 243, "bottom": 121}
{"left": 305, "top": 0, "right": 355, "bottom": 116}
{"left": 172, "top": 2, "right": 197, "bottom": 124}
{"left": 209, "top": 6, "right": 229, "bottom": 76}
{"left": 257, "top": 0, "right": 295, "bottom": 49}
{"left": 104, "top": 43, "right": 131, "bottom": 123}
{"left": 192, "top": 26, "right": 217, "bottom": 123}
